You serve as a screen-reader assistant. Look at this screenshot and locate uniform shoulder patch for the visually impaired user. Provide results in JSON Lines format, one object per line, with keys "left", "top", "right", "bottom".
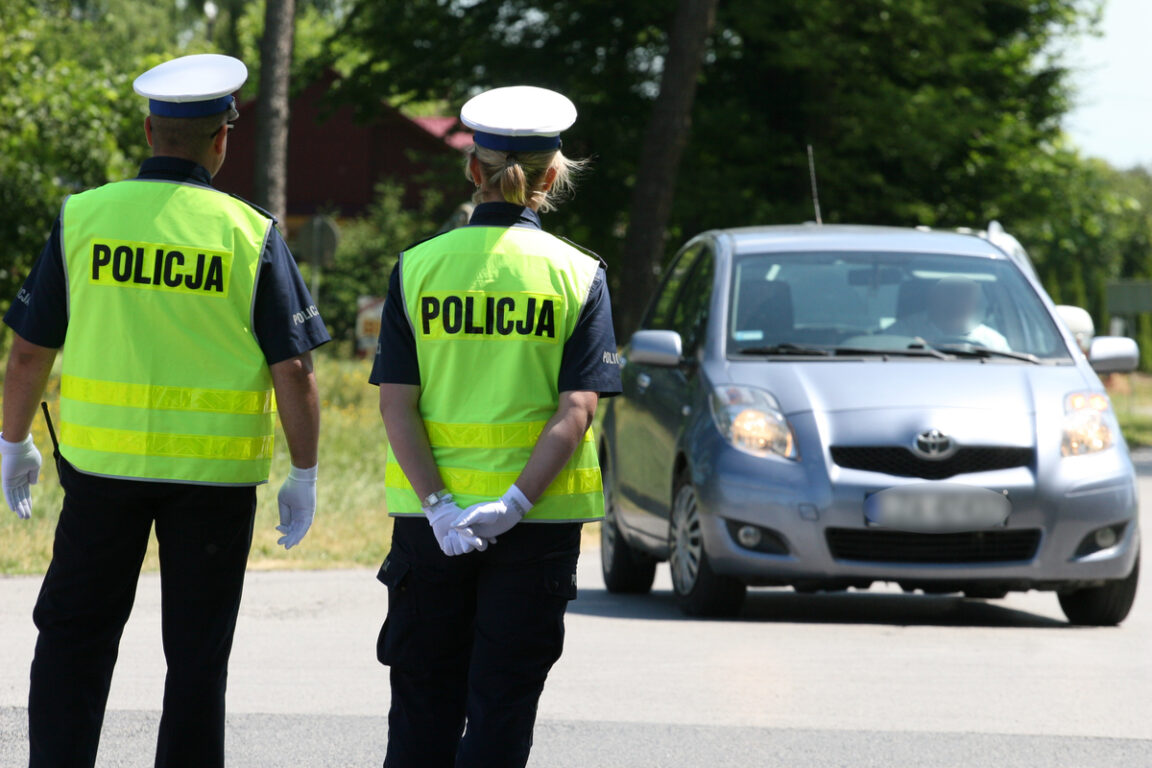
{"left": 226, "top": 192, "right": 277, "bottom": 223}
{"left": 401, "top": 229, "right": 451, "bottom": 255}
{"left": 403, "top": 227, "right": 460, "bottom": 257}
{"left": 557, "top": 235, "right": 607, "bottom": 272}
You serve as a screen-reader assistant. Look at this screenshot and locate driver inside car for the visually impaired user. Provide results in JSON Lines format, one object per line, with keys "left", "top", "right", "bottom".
{"left": 888, "top": 276, "right": 1009, "bottom": 350}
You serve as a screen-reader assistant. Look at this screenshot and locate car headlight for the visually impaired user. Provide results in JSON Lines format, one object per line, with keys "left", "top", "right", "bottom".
{"left": 709, "top": 385, "right": 798, "bottom": 459}
{"left": 1061, "top": 391, "right": 1114, "bottom": 457}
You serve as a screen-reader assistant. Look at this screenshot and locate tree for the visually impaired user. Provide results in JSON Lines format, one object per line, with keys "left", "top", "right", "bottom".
{"left": 323, "top": 0, "right": 674, "bottom": 254}
{"left": 0, "top": 0, "right": 185, "bottom": 337}
{"left": 253, "top": 0, "right": 296, "bottom": 222}
{"left": 322, "top": 0, "right": 1098, "bottom": 332}
{"left": 1001, "top": 146, "right": 1152, "bottom": 362}
{"left": 618, "top": 0, "right": 719, "bottom": 334}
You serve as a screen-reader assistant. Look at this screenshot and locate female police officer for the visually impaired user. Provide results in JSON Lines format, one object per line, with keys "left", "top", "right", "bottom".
{"left": 370, "top": 86, "right": 621, "bottom": 767}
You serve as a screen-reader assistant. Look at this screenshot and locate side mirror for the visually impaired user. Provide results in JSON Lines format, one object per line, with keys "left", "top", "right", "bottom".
{"left": 628, "top": 330, "right": 684, "bottom": 367}
{"left": 1088, "top": 336, "right": 1139, "bottom": 375}
{"left": 1054, "top": 305, "right": 1094, "bottom": 355}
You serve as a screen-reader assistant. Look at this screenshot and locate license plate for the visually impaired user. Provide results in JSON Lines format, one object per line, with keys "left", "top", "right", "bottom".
{"left": 865, "top": 483, "right": 1011, "bottom": 533}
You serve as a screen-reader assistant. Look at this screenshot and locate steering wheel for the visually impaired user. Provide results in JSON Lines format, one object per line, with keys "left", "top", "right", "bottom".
{"left": 931, "top": 335, "right": 978, "bottom": 347}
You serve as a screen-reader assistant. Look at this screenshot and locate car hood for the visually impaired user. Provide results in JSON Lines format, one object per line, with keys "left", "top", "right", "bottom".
{"left": 716, "top": 359, "right": 1099, "bottom": 447}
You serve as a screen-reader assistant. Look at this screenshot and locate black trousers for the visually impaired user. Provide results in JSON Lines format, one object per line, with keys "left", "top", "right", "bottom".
{"left": 28, "top": 459, "right": 256, "bottom": 768}
{"left": 378, "top": 517, "right": 582, "bottom": 768}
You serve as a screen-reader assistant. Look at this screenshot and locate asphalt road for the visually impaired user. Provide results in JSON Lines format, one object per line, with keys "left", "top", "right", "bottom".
{"left": 3, "top": 457, "right": 1152, "bottom": 767}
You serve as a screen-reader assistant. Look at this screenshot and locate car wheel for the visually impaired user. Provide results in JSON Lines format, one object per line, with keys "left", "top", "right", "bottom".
{"left": 668, "top": 477, "right": 745, "bottom": 617}
{"left": 1058, "top": 554, "right": 1140, "bottom": 626}
{"left": 600, "top": 455, "right": 656, "bottom": 594}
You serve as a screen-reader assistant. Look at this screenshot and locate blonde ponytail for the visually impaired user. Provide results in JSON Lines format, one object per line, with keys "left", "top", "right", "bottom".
{"left": 465, "top": 144, "right": 588, "bottom": 213}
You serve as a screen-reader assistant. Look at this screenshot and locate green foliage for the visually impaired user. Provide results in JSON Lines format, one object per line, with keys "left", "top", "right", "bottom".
{"left": 0, "top": 0, "right": 214, "bottom": 323}
{"left": 323, "top": 0, "right": 673, "bottom": 251}
{"left": 677, "top": 0, "right": 1092, "bottom": 233}
{"left": 7, "top": 0, "right": 1151, "bottom": 371}
{"left": 231, "top": 0, "right": 344, "bottom": 100}
{"left": 0, "top": 1, "right": 139, "bottom": 316}
{"left": 971, "top": 138, "right": 1152, "bottom": 370}
{"left": 321, "top": 0, "right": 1096, "bottom": 273}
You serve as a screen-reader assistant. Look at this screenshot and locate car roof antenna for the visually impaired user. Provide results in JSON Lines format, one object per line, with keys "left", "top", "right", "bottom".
{"left": 807, "top": 144, "right": 823, "bottom": 225}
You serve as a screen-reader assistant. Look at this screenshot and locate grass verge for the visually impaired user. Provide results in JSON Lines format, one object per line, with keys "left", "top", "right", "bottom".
{"left": 0, "top": 354, "right": 393, "bottom": 574}
{"left": 1109, "top": 373, "right": 1152, "bottom": 449}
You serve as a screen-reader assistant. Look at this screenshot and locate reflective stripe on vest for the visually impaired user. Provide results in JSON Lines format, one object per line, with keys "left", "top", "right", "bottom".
{"left": 59, "top": 180, "right": 274, "bottom": 485}
{"left": 384, "top": 226, "right": 605, "bottom": 521}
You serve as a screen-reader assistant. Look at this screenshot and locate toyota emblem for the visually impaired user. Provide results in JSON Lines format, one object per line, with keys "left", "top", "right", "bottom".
{"left": 913, "top": 429, "right": 956, "bottom": 460}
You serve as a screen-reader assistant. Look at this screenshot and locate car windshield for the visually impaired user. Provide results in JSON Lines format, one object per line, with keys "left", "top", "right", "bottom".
{"left": 728, "top": 251, "right": 1072, "bottom": 361}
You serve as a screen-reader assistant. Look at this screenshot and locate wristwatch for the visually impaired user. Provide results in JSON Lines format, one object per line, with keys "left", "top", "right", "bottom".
{"left": 422, "top": 488, "right": 453, "bottom": 508}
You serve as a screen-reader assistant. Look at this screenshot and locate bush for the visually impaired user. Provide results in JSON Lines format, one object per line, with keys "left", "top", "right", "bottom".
{"left": 301, "top": 179, "right": 469, "bottom": 352}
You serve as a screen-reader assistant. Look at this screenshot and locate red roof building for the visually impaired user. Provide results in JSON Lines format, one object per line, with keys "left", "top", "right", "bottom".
{"left": 213, "top": 71, "right": 468, "bottom": 231}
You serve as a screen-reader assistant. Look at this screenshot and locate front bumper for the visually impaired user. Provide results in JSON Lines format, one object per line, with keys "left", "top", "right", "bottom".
{"left": 690, "top": 429, "right": 1140, "bottom": 591}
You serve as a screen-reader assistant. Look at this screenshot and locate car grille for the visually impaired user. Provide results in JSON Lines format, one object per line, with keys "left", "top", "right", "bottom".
{"left": 829, "top": 446, "right": 1032, "bottom": 480}
{"left": 825, "top": 528, "right": 1042, "bottom": 564}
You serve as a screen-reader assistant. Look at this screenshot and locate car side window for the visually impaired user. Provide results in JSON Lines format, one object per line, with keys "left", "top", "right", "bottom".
{"left": 643, "top": 244, "right": 704, "bottom": 330}
{"left": 669, "top": 251, "right": 714, "bottom": 354}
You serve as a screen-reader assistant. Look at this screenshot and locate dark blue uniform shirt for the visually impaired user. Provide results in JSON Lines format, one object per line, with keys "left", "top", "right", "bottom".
{"left": 4, "top": 157, "right": 330, "bottom": 363}
{"left": 370, "top": 202, "right": 622, "bottom": 396}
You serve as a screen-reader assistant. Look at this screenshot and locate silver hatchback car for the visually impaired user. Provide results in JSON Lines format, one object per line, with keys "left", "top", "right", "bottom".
{"left": 599, "top": 224, "right": 1141, "bottom": 625}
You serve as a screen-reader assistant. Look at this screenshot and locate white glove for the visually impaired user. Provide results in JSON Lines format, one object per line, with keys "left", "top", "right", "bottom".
{"left": 1, "top": 433, "right": 41, "bottom": 520}
{"left": 454, "top": 484, "right": 532, "bottom": 540}
{"left": 425, "top": 496, "right": 486, "bottom": 557}
{"left": 277, "top": 464, "right": 317, "bottom": 549}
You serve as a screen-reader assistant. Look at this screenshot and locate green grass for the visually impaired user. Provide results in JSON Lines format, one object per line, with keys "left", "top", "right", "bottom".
{"left": 0, "top": 354, "right": 394, "bottom": 574}
{"left": 1110, "top": 373, "right": 1152, "bottom": 449}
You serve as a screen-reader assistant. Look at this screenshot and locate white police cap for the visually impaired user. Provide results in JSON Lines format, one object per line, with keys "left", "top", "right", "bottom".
{"left": 460, "top": 86, "right": 576, "bottom": 152}
{"left": 133, "top": 54, "right": 247, "bottom": 119}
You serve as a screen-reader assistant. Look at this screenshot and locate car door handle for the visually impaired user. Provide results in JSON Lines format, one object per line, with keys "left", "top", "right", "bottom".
{"left": 636, "top": 372, "right": 652, "bottom": 392}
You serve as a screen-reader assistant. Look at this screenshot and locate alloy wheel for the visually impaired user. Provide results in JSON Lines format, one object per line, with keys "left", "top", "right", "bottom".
{"left": 669, "top": 483, "right": 703, "bottom": 595}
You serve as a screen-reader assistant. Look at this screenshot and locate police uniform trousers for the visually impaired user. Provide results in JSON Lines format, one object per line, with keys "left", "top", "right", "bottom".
{"left": 28, "top": 458, "right": 256, "bottom": 768}
{"left": 378, "top": 516, "right": 582, "bottom": 768}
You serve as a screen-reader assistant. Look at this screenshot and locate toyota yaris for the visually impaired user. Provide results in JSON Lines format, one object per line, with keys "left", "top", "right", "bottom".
{"left": 599, "top": 224, "right": 1140, "bottom": 624}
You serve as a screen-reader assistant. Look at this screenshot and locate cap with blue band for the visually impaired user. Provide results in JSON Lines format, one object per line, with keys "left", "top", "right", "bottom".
{"left": 134, "top": 54, "right": 247, "bottom": 119}
{"left": 472, "top": 132, "right": 562, "bottom": 152}
{"left": 461, "top": 86, "right": 576, "bottom": 153}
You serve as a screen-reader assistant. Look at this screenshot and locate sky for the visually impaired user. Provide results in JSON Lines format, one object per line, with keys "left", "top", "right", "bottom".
{"left": 1061, "top": 0, "right": 1152, "bottom": 169}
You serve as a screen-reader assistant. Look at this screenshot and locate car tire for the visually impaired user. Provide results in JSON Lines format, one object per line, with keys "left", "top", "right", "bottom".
{"left": 1057, "top": 554, "right": 1140, "bottom": 626}
{"left": 600, "top": 451, "right": 656, "bottom": 594}
{"left": 669, "top": 477, "right": 746, "bottom": 617}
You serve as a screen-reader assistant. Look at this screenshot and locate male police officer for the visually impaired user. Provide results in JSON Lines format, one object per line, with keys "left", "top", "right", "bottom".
{"left": 1, "top": 54, "right": 330, "bottom": 768}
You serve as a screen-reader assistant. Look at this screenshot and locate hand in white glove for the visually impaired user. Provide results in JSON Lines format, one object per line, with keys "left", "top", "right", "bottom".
{"left": 454, "top": 484, "right": 532, "bottom": 540}
{"left": 1, "top": 433, "right": 41, "bottom": 520}
{"left": 426, "top": 496, "right": 487, "bottom": 557}
{"left": 277, "top": 464, "right": 317, "bottom": 549}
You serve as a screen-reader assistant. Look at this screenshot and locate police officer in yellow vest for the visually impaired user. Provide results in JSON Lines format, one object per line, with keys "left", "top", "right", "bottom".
{"left": 372, "top": 86, "right": 622, "bottom": 767}
{"left": 0, "top": 55, "right": 329, "bottom": 768}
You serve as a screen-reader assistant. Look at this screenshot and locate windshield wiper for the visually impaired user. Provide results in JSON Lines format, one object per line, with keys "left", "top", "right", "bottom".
{"left": 738, "top": 343, "right": 951, "bottom": 360}
{"left": 929, "top": 344, "right": 1042, "bottom": 364}
{"left": 736, "top": 342, "right": 1040, "bottom": 363}
{"left": 828, "top": 345, "right": 950, "bottom": 359}
{"left": 736, "top": 343, "right": 832, "bottom": 356}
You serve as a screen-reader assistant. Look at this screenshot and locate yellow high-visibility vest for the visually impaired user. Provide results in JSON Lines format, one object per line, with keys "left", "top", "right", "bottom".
{"left": 385, "top": 224, "right": 604, "bottom": 522}
{"left": 58, "top": 179, "right": 275, "bottom": 485}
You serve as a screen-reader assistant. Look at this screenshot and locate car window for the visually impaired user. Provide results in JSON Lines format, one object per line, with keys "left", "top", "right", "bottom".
{"left": 643, "top": 243, "right": 704, "bottom": 330}
{"left": 728, "top": 251, "right": 1071, "bottom": 360}
{"left": 668, "top": 249, "right": 714, "bottom": 353}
